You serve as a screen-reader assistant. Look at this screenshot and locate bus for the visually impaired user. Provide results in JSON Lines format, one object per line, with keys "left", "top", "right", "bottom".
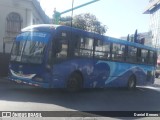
{"left": 8, "top": 24, "right": 157, "bottom": 91}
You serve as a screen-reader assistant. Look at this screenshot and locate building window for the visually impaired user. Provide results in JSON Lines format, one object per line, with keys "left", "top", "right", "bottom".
{"left": 6, "top": 12, "right": 22, "bottom": 35}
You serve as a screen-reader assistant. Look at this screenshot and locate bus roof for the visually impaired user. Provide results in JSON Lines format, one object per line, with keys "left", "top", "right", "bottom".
{"left": 21, "top": 24, "right": 60, "bottom": 32}
{"left": 21, "top": 24, "right": 157, "bottom": 51}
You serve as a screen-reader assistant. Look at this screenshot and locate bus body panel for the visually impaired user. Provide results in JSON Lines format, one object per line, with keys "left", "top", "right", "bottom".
{"left": 48, "top": 59, "right": 155, "bottom": 88}
{"left": 9, "top": 62, "right": 51, "bottom": 88}
{"left": 9, "top": 58, "right": 155, "bottom": 88}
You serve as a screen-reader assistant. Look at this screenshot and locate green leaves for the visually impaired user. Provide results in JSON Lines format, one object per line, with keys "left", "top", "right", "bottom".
{"left": 60, "top": 13, "right": 107, "bottom": 35}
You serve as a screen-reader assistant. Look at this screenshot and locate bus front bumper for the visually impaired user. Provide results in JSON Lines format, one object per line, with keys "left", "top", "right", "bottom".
{"left": 8, "top": 77, "right": 50, "bottom": 88}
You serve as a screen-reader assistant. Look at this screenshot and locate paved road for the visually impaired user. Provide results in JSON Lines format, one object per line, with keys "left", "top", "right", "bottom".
{"left": 0, "top": 78, "right": 160, "bottom": 119}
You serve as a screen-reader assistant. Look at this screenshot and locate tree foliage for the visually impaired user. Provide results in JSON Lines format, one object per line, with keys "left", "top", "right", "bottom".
{"left": 59, "top": 13, "right": 107, "bottom": 35}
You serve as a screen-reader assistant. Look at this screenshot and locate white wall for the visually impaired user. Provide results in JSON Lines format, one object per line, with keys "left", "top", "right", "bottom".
{"left": 0, "top": 0, "right": 48, "bottom": 53}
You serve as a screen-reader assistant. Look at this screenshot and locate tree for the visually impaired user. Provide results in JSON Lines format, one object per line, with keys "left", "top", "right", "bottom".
{"left": 59, "top": 13, "right": 107, "bottom": 35}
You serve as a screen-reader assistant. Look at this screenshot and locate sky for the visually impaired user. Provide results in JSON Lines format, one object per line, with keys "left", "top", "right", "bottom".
{"left": 39, "top": 0, "right": 150, "bottom": 38}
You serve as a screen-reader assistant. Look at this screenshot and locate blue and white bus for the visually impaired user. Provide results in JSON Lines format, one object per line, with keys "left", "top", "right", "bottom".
{"left": 8, "top": 24, "right": 157, "bottom": 91}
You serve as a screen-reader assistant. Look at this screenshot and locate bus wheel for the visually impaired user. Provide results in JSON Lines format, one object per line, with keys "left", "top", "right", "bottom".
{"left": 67, "top": 73, "right": 83, "bottom": 92}
{"left": 127, "top": 76, "right": 136, "bottom": 90}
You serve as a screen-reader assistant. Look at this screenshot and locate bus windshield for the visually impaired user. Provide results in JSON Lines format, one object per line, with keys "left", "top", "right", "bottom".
{"left": 10, "top": 31, "right": 51, "bottom": 64}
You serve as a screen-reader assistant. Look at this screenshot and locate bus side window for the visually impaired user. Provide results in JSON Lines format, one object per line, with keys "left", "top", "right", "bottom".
{"left": 141, "top": 49, "right": 148, "bottom": 64}
{"left": 55, "top": 32, "right": 68, "bottom": 59}
{"left": 126, "top": 46, "right": 137, "bottom": 63}
{"left": 75, "top": 37, "right": 94, "bottom": 58}
{"left": 94, "top": 40, "right": 111, "bottom": 60}
{"left": 74, "top": 35, "right": 81, "bottom": 57}
{"left": 149, "top": 51, "right": 154, "bottom": 65}
{"left": 154, "top": 52, "right": 158, "bottom": 65}
{"left": 149, "top": 51, "right": 157, "bottom": 65}
{"left": 84, "top": 37, "right": 93, "bottom": 57}
{"left": 112, "top": 43, "right": 125, "bottom": 61}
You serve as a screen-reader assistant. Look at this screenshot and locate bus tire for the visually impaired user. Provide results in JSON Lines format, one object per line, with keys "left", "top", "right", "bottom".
{"left": 127, "top": 75, "right": 136, "bottom": 90}
{"left": 67, "top": 72, "right": 83, "bottom": 92}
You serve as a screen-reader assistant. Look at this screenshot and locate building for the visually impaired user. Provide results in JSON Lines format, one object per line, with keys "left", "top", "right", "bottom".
{"left": 120, "top": 31, "right": 152, "bottom": 47}
{"left": 139, "top": 32, "right": 153, "bottom": 46}
{"left": 144, "top": 0, "right": 160, "bottom": 48}
{"left": 0, "top": 0, "right": 50, "bottom": 53}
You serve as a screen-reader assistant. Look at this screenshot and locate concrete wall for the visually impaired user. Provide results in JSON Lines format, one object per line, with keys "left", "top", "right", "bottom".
{"left": 0, "top": 0, "right": 49, "bottom": 53}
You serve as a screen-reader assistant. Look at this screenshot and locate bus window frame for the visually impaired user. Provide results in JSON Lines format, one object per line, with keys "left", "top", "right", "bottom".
{"left": 93, "top": 39, "right": 112, "bottom": 60}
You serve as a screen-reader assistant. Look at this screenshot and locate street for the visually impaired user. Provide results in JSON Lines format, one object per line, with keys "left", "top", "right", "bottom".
{"left": 0, "top": 78, "right": 160, "bottom": 111}
{"left": 0, "top": 77, "right": 160, "bottom": 119}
